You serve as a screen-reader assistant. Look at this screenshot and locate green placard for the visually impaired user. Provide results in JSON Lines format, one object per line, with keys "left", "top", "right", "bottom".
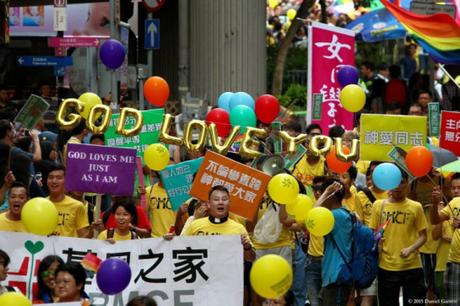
{"left": 104, "top": 109, "right": 164, "bottom": 157}
{"left": 428, "top": 102, "right": 440, "bottom": 137}
{"left": 271, "top": 121, "right": 283, "bottom": 154}
{"left": 14, "top": 95, "right": 50, "bottom": 130}
{"left": 313, "top": 94, "right": 323, "bottom": 120}
{"left": 285, "top": 144, "right": 307, "bottom": 170}
{"left": 387, "top": 146, "right": 415, "bottom": 182}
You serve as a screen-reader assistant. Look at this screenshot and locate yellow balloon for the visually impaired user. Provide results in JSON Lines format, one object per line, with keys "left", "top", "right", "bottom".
{"left": 21, "top": 197, "right": 58, "bottom": 236}
{"left": 286, "top": 194, "right": 313, "bottom": 222}
{"left": 250, "top": 254, "right": 293, "bottom": 299}
{"left": 339, "top": 84, "right": 366, "bottom": 113}
{"left": 0, "top": 292, "right": 32, "bottom": 306}
{"left": 305, "top": 207, "right": 335, "bottom": 236}
{"left": 268, "top": 0, "right": 279, "bottom": 9}
{"left": 267, "top": 174, "right": 299, "bottom": 205}
{"left": 78, "top": 92, "right": 102, "bottom": 120}
{"left": 287, "top": 8, "right": 296, "bottom": 21}
{"left": 144, "top": 143, "right": 170, "bottom": 171}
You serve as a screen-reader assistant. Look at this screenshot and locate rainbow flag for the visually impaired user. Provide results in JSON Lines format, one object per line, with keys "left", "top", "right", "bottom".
{"left": 381, "top": 0, "right": 460, "bottom": 64}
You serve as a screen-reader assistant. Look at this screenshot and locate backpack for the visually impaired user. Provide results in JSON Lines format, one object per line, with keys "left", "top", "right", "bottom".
{"left": 331, "top": 209, "right": 379, "bottom": 289}
{"left": 107, "top": 228, "right": 138, "bottom": 240}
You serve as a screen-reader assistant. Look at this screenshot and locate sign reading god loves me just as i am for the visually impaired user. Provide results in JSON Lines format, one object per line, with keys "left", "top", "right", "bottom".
{"left": 65, "top": 144, "right": 137, "bottom": 196}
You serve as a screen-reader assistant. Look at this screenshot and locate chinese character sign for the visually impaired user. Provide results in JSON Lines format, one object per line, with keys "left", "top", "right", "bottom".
{"left": 360, "top": 114, "right": 427, "bottom": 161}
{"left": 160, "top": 157, "right": 204, "bottom": 211}
{"left": 65, "top": 144, "right": 137, "bottom": 195}
{"left": 1, "top": 232, "right": 243, "bottom": 306}
{"left": 307, "top": 22, "right": 355, "bottom": 135}
{"left": 104, "top": 109, "right": 164, "bottom": 157}
{"left": 190, "top": 151, "right": 271, "bottom": 220}
{"left": 440, "top": 111, "right": 460, "bottom": 156}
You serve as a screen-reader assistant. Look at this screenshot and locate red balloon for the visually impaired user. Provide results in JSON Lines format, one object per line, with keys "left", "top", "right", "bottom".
{"left": 206, "top": 108, "right": 231, "bottom": 137}
{"left": 255, "top": 94, "right": 280, "bottom": 124}
{"left": 144, "top": 76, "right": 169, "bottom": 107}
{"left": 405, "top": 146, "right": 433, "bottom": 177}
{"left": 326, "top": 147, "right": 352, "bottom": 174}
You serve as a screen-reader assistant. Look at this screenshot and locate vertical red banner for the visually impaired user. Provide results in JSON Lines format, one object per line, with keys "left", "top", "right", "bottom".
{"left": 439, "top": 111, "right": 460, "bottom": 156}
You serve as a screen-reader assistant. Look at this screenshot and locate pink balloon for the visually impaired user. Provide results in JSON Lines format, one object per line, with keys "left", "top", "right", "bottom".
{"left": 206, "top": 108, "right": 231, "bottom": 137}
{"left": 255, "top": 94, "right": 280, "bottom": 124}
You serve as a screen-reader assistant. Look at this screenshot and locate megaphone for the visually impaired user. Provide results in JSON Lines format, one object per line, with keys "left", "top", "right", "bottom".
{"left": 256, "top": 154, "right": 285, "bottom": 176}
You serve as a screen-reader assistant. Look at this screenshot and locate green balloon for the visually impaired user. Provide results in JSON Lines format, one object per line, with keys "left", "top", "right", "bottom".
{"left": 229, "top": 105, "right": 256, "bottom": 133}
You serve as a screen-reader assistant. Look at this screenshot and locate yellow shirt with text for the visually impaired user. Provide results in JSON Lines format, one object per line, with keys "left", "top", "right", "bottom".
{"left": 370, "top": 198, "right": 427, "bottom": 271}
{"left": 440, "top": 197, "right": 460, "bottom": 264}
{"left": 146, "top": 183, "right": 176, "bottom": 237}
{"left": 342, "top": 193, "right": 360, "bottom": 213}
{"left": 0, "top": 213, "right": 27, "bottom": 232}
{"left": 435, "top": 220, "right": 453, "bottom": 272}
{"left": 97, "top": 230, "right": 135, "bottom": 241}
{"left": 292, "top": 155, "right": 325, "bottom": 186}
{"left": 48, "top": 195, "right": 89, "bottom": 237}
{"left": 356, "top": 189, "right": 388, "bottom": 226}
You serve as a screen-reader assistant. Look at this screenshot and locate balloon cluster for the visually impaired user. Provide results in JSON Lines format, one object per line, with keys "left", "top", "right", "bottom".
{"left": 336, "top": 65, "right": 366, "bottom": 113}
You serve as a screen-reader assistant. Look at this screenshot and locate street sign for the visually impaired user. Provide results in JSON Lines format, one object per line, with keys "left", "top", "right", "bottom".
{"left": 145, "top": 19, "right": 160, "bottom": 49}
{"left": 48, "top": 37, "right": 100, "bottom": 48}
{"left": 142, "top": 0, "right": 166, "bottom": 13}
{"left": 16, "top": 56, "right": 73, "bottom": 67}
{"left": 54, "top": 7, "right": 67, "bottom": 31}
{"left": 54, "top": 0, "right": 67, "bottom": 7}
{"left": 410, "top": 1, "right": 456, "bottom": 18}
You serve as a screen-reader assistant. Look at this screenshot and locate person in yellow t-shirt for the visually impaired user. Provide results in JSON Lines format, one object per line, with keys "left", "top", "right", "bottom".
{"left": 338, "top": 166, "right": 360, "bottom": 213}
{"left": 430, "top": 173, "right": 460, "bottom": 303}
{"left": 0, "top": 182, "right": 28, "bottom": 232}
{"left": 47, "top": 165, "right": 90, "bottom": 238}
{"left": 432, "top": 212, "right": 452, "bottom": 300}
{"left": 146, "top": 181, "right": 176, "bottom": 238}
{"left": 98, "top": 197, "right": 139, "bottom": 242}
{"left": 356, "top": 161, "right": 388, "bottom": 226}
{"left": 369, "top": 171, "right": 427, "bottom": 306}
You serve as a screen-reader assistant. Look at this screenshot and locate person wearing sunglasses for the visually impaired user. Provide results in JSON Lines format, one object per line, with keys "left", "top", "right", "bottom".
{"left": 35, "top": 255, "right": 64, "bottom": 303}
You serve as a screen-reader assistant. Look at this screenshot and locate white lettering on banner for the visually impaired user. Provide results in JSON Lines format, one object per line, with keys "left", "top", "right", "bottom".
{"left": 363, "top": 131, "right": 424, "bottom": 146}
{"left": 395, "top": 132, "right": 408, "bottom": 145}
{"left": 314, "top": 34, "right": 351, "bottom": 63}
{"left": 1, "top": 232, "right": 243, "bottom": 306}
{"left": 446, "top": 119, "right": 456, "bottom": 130}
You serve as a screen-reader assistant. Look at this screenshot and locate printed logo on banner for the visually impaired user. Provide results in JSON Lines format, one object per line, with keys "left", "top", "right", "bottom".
{"left": 439, "top": 111, "right": 460, "bottom": 156}
{"left": 307, "top": 22, "right": 355, "bottom": 135}
{"left": 65, "top": 144, "right": 137, "bottom": 196}
{"left": 190, "top": 151, "right": 271, "bottom": 220}
{"left": 428, "top": 102, "right": 440, "bottom": 137}
{"left": 14, "top": 95, "right": 50, "bottom": 130}
{"left": 104, "top": 109, "right": 164, "bottom": 157}
{"left": 160, "top": 157, "right": 204, "bottom": 211}
{"left": 1, "top": 232, "right": 243, "bottom": 305}
{"left": 360, "top": 114, "right": 427, "bottom": 161}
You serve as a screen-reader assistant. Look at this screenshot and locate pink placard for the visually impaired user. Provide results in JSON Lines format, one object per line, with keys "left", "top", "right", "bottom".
{"left": 307, "top": 22, "right": 355, "bottom": 135}
{"left": 48, "top": 37, "right": 100, "bottom": 47}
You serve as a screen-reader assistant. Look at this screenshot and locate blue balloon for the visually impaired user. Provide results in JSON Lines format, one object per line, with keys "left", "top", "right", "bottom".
{"left": 217, "top": 92, "right": 234, "bottom": 112}
{"left": 229, "top": 92, "right": 255, "bottom": 110}
{"left": 372, "top": 163, "right": 402, "bottom": 191}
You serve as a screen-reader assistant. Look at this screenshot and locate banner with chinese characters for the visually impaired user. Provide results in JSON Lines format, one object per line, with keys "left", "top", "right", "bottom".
{"left": 160, "top": 157, "right": 204, "bottom": 211}
{"left": 65, "top": 144, "right": 137, "bottom": 195}
{"left": 360, "top": 114, "right": 427, "bottom": 161}
{"left": 1, "top": 232, "right": 243, "bottom": 306}
{"left": 190, "top": 151, "right": 271, "bottom": 220}
{"left": 104, "top": 109, "right": 164, "bottom": 157}
{"left": 307, "top": 22, "right": 355, "bottom": 135}
{"left": 14, "top": 94, "right": 50, "bottom": 130}
{"left": 439, "top": 111, "right": 460, "bottom": 156}
{"left": 428, "top": 102, "right": 440, "bottom": 137}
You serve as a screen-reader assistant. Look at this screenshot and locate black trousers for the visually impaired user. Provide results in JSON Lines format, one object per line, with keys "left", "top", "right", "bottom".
{"left": 378, "top": 268, "right": 426, "bottom": 306}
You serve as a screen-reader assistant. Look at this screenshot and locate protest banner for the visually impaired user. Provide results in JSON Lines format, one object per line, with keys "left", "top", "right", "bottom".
{"left": 65, "top": 144, "right": 137, "bottom": 196}
{"left": 104, "top": 109, "right": 164, "bottom": 157}
{"left": 14, "top": 95, "right": 50, "bottom": 130}
{"left": 428, "top": 102, "right": 440, "bottom": 137}
{"left": 1, "top": 232, "right": 243, "bottom": 306}
{"left": 387, "top": 147, "right": 415, "bottom": 182}
{"left": 439, "top": 110, "right": 460, "bottom": 156}
{"left": 190, "top": 151, "right": 271, "bottom": 220}
{"left": 285, "top": 144, "right": 307, "bottom": 171}
{"left": 360, "top": 114, "right": 427, "bottom": 161}
{"left": 159, "top": 157, "right": 204, "bottom": 211}
{"left": 307, "top": 22, "right": 355, "bottom": 135}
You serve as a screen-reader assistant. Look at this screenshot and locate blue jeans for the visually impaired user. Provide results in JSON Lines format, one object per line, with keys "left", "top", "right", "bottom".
{"left": 304, "top": 255, "right": 322, "bottom": 306}
{"left": 293, "top": 243, "right": 307, "bottom": 306}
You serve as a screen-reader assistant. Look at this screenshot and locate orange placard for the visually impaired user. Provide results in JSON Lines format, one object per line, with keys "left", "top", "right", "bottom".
{"left": 190, "top": 151, "right": 271, "bottom": 220}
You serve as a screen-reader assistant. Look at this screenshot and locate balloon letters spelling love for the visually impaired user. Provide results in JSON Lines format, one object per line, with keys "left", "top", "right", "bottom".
{"left": 184, "top": 119, "right": 208, "bottom": 154}
{"left": 208, "top": 123, "right": 240, "bottom": 155}
{"left": 239, "top": 127, "right": 268, "bottom": 159}
{"left": 56, "top": 98, "right": 84, "bottom": 131}
{"left": 159, "top": 113, "right": 183, "bottom": 146}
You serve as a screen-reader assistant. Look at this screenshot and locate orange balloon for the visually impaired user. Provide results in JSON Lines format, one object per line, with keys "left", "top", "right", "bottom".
{"left": 405, "top": 146, "right": 433, "bottom": 177}
{"left": 144, "top": 76, "right": 170, "bottom": 107}
{"left": 326, "top": 147, "right": 352, "bottom": 174}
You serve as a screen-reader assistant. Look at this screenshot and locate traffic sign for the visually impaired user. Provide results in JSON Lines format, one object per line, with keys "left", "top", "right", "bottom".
{"left": 16, "top": 56, "right": 73, "bottom": 67}
{"left": 48, "top": 37, "right": 100, "bottom": 48}
{"left": 145, "top": 19, "right": 160, "bottom": 49}
{"left": 410, "top": 1, "right": 456, "bottom": 17}
{"left": 142, "top": 0, "right": 166, "bottom": 13}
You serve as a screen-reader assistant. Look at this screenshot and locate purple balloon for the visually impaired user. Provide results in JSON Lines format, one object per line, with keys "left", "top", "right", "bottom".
{"left": 96, "top": 258, "right": 131, "bottom": 295}
{"left": 337, "top": 65, "right": 359, "bottom": 88}
{"left": 99, "top": 39, "right": 126, "bottom": 70}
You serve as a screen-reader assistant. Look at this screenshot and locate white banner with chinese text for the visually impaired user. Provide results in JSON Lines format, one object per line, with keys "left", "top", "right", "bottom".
{"left": 0, "top": 232, "right": 243, "bottom": 306}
